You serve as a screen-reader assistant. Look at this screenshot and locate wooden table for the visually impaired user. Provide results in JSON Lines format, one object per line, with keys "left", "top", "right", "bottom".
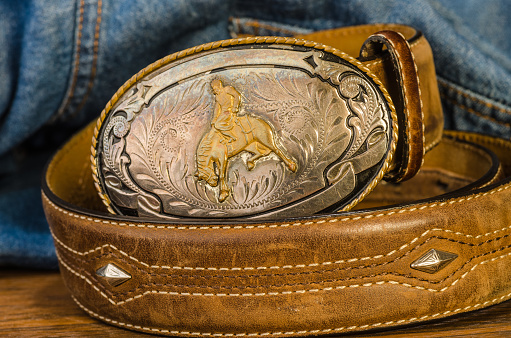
{"left": 1, "top": 269, "right": 511, "bottom": 337}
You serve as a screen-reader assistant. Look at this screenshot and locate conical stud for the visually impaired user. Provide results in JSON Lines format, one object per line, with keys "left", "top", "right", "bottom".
{"left": 96, "top": 263, "right": 131, "bottom": 286}
{"left": 411, "top": 249, "right": 458, "bottom": 274}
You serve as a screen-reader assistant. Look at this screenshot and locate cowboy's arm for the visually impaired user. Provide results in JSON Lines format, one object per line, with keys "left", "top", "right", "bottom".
{"left": 212, "top": 101, "right": 221, "bottom": 125}
{"left": 225, "top": 87, "right": 241, "bottom": 112}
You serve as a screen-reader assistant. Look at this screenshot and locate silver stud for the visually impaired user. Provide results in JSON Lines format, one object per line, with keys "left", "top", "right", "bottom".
{"left": 96, "top": 263, "right": 131, "bottom": 286}
{"left": 411, "top": 249, "right": 458, "bottom": 274}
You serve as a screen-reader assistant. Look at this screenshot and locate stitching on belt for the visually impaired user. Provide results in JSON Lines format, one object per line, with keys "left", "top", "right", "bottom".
{"left": 453, "top": 131, "right": 511, "bottom": 151}
{"left": 54, "top": 233, "right": 511, "bottom": 297}
{"left": 406, "top": 32, "right": 426, "bottom": 163}
{"left": 56, "top": 248, "right": 511, "bottom": 303}
{"left": 42, "top": 182, "right": 511, "bottom": 230}
{"left": 52, "top": 227, "right": 511, "bottom": 285}
{"left": 55, "top": 240, "right": 511, "bottom": 298}
{"left": 71, "top": 286, "right": 511, "bottom": 338}
{"left": 375, "top": 32, "right": 414, "bottom": 178}
{"left": 49, "top": 218, "right": 511, "bottom": 272}
{"left": 71, "top": 291, "right": 511, "bottom": 336}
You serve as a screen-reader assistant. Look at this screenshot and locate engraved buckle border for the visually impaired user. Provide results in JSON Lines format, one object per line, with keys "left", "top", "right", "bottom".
{"left": 91, "top": 36, "right": 398, "bottom": 218}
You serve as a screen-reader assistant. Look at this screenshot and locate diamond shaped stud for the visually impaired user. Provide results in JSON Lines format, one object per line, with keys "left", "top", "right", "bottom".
{"left": 96, "top": 263, "right": 131, "bottom": 287}
{"left": 411, "top": 249, "right": 458, "bottom": 274}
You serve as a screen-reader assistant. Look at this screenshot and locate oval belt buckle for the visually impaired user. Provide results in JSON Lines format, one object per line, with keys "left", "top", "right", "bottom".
{"left": 92, "top": 37, "right": 397, "bottom": 220}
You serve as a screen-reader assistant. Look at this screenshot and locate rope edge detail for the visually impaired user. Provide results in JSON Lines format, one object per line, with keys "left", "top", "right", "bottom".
{"left": 88, "top": 36, "right": 397, "bottom": 217}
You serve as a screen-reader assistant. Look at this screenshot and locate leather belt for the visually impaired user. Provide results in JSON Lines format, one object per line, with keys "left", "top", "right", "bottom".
{"left": 42, "top": 24, "right": 511, "bottom": 336}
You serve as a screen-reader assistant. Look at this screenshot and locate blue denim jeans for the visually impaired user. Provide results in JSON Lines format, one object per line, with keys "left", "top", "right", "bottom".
{"left": 2, "top": 0, "right": 511, "bottom": 268}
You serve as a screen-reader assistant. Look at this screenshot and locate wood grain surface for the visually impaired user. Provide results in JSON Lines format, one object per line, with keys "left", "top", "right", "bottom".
{"left": 1, "top": 269, "right": 510, "bottom": 337}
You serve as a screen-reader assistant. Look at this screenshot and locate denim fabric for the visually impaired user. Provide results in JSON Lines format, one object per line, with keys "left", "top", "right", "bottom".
{"left": 1, "top": 0, "right": 511, "bottom": 268}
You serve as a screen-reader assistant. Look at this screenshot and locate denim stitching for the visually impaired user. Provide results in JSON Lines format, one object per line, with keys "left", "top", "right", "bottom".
{"left": 441, "top": 93, "right": 511, "bottom": 128}
{"left": 72, "top": 0, "right": 103, "bottom": 117}
{"left": 53, "top": 0, "right": 85, "bottom": 121}
{"left": 439, "top": 79, "right": 511, "bottom": 116}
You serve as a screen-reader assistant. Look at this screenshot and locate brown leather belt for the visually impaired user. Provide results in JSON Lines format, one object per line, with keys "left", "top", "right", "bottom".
{"left": 42, "top": 24, "right": 511, "bottom": 336}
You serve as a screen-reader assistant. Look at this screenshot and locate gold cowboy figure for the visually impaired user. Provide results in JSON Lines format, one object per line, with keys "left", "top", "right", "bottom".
{"left": 196, "top": 79, "right": 298, "bottom": 202}
{"left": 210, "top": 79, "right": 241, "bottom": 143}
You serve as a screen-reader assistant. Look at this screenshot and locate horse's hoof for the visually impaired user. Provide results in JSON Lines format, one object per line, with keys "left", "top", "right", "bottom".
{"left": 288, "top": 161, "right": 298, "bottom": 172}
{"left": 247, "top": 161, "right": 255, "bottom": 170}
{"left": 219, "top": 191, "right": 229, "bottom": 202}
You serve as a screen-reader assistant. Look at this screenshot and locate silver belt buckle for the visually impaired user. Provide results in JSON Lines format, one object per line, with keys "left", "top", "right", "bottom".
{"left": 92, "top": 37, "right": 397, "bottom": 220}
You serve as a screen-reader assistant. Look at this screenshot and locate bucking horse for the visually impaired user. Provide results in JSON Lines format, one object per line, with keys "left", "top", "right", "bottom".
{"left": 195, "top": 114, "right": 297, "bottom": 202}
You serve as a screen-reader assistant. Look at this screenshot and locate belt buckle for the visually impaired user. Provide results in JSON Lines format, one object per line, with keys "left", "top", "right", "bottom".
{"left": 92, "top": 37, "right": 397, "bottom": 219}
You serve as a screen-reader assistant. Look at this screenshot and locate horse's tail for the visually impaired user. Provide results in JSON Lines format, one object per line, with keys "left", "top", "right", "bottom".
{"left": 196, "top": 131, "right": 216, "bottom": 181}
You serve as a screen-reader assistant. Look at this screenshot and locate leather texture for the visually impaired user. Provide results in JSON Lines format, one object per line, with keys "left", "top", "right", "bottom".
{"left": 361, "top": 30, "right": 424, "bottom": 182}
{"left": 42, "top": 24, "right": 511, "bottom": 336}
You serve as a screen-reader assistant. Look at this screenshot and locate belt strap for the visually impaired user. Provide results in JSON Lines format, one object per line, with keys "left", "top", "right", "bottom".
{"left": 42, "top": 24, "right": 511, "bottom": 336}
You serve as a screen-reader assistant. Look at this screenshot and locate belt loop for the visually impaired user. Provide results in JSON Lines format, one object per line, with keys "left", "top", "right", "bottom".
{"left": 360, "top": 30, "right": 425, "bottom": 182}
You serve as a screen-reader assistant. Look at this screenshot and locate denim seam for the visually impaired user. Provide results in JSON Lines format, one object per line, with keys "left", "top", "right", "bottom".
{"left": 438, "top": 79, "right": 511, "bottom": 116}
{"left": 441, "top": 92, "right": 511, "bottom": 128}
{"left": 53, "top": 0, "right": 102, "bottom": 121}
{"left": 71, "top": 0, "right": 103, "bottom": 117}
{"left": 53, "top": 0, "right": 86, "bottom": 121}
